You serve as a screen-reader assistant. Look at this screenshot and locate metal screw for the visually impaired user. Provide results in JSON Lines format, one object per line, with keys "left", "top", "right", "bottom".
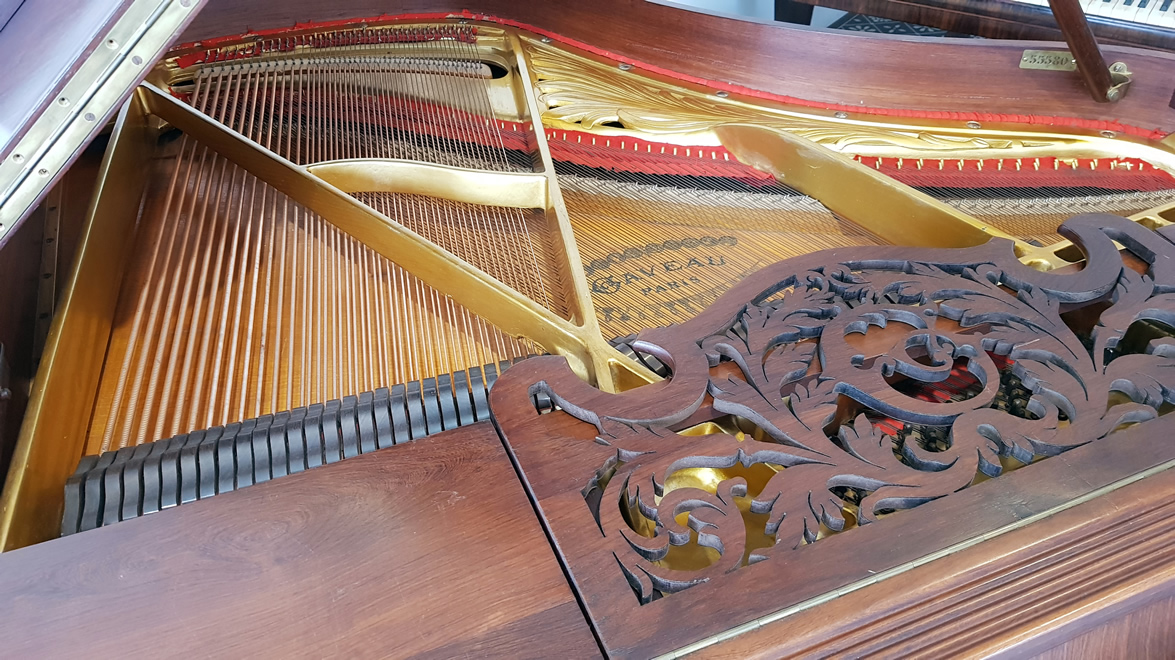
{"left": 1107, "top": 89, "right": 1121, "bottom": 102}
{"left": 1110, "top": 62, "right": 1128, "bottom": 74}
{"left": 37, "top": 168, "right": 49, "bottom": 176}
{"left": 1100, "top": 130, "right": 1116, "bottom": 138}
{"left": 132, "top": 55, "right": 143, "bottom": 66}
{"left": 618, "top": 63, "right": 632, "bottom": 71}
{"left": 966, "top": 121, "right": 982, "bottom": 129}
{"left": 84, "top": 112, "right": 96, "bottom": 122}
{"left": 715, "top": 90, "right": 729, "bottom": 98}
{"left": 0, "top": 388, "right": 10, "bottom": 401}
{"left": 834, "top": 111, "right": 848, "bottom": 119}
{"left": 541, "top": 36, "right": 552, "bottom": 43}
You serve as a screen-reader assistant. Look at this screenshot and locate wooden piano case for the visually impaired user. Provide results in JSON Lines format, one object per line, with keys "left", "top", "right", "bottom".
{"left": 1, "top": 1, "right": 1175, "bottom": 656}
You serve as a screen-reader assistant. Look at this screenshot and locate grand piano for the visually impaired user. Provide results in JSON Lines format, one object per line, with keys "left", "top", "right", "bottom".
{"left": 1, "top": 0, "right": 1174, "bottom": 656}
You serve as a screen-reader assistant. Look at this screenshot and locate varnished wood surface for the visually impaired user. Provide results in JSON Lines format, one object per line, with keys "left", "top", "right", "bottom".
{"left": 1031, "top": 594, "right": 1175, "bottom": 659}
{"left": 792, "top": 0, "right": 1175, "bottom": 52}
{"left": 179, "top": 0, "right": 1175, "bottom": 133}
{"left": 0, "top": 0, "right": 129, "bottom": 156}
{"left": 694, "top": 443, "right": 1175, "bottom": 658}
{"left": 0, "top": 423, "right": 600, "bottom": 658}
{"left": 489, "top": 214, "right": 1175, "bottom": 657}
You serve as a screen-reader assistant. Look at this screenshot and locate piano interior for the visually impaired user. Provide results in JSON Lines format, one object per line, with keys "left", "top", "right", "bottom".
{"left": 2, "top": 2, "right": 1175, "bottom": 653}
{"left": 5, "top": 14, "right": 1175, "bottom": 547}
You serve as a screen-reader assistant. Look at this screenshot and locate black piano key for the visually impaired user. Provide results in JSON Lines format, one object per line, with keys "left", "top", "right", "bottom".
{"left": 178, "top": 430, "right": 206, "bottom": 505}
{"left": 101, "top": 447, "right": 136, "bottom": 527}
{"left": 321, "top": 399, "right": 343, "bottom": 464}
{"left": 235, "top": 419, "right": 257, "bottom": 489}
{"left": 197, "top": 427, "right": 222, "bottom": 499}
{"left": 1140, "top": 0, "right": 1150, "bottom": 8}
{"left": 251, "top": 415, "right": 273, "bottom": 485}
{"left": 357, "top": 391, "right": 377, "bottom": 454}
{"left": 269, "top": 410, "right": 290, "bottom": 479}
{"left": 389, "top": 384, "right": 409, "bottom": 445}
{"left": 62, "top": 455, "right": 99, "bottom": 536}
{"left": 217, "top": 422, "right": 241, "bottom": 494}
{"left": 452, "top": 370, "right": 475, "bottom": 427}
{"left": 405, "top": 380, "right": 426, "bottom": 440}
{"left": 420, "top": 376, "right": 442, "bottom": 437}
{"left": 305, "top": 403, "right": 325, "bottom": 468}
{"left": 287, "top": 406, "right": 308, "bottom": 474}
{"left": 469, "top": 366, "right": 489, "bottom": 422}
{"left": 1161, "top": 0, "right": 1172, "bottom": 11}
{"left": 372, "top": 387, "right": 394, "bottom": 449}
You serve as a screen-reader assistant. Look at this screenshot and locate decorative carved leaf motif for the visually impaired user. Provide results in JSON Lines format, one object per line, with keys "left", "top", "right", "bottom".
{"left": 528, "top": 214, "right": 1175, "bottom": 604}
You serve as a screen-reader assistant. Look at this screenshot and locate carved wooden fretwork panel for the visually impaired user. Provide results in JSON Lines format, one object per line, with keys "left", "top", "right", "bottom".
{"left": 490, "top": 214, "right": 1175, "bottom": 653}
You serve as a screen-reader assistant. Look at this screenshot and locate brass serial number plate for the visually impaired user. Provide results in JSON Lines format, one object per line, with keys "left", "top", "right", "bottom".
{"left": 1019, "top": 50, "right": 1077, "bottom": 71}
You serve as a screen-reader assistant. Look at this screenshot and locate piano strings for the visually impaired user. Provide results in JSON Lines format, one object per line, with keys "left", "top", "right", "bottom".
{"left": 89, "top": 36, "right": 560, "bottom": 453}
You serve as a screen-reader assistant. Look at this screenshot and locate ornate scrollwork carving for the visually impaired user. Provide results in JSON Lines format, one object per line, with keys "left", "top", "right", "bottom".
{"left": 493, "top": 214, "right": 1175, "bottom": 605}
{"left": 524, "top": 37, "right": 1071, "bottom": 153}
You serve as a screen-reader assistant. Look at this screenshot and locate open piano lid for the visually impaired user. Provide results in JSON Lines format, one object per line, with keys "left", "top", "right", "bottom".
{"left": 0, "top": 0, "right": 203, "bottom": 249}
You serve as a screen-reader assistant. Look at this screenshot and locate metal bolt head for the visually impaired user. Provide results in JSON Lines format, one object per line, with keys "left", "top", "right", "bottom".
{"left": 1107, "top": 88, "right": 1121, "bottom": 102}
{"left": 541, "top": 36, "right": 552, "bottom": 43}
{"left": 966, "top": 121, "right": 981, "bottom": 129}
{"left": 834, "top": 111, "right": 848, "bottom": 119}
{"left": 715, "top": 90, "right": 729, "bottom": 98}
{"left": 1110, "top": 62, "right": 1128, "bottom": 74}
{"left": 618, "top": 63, "right": 632, "bottom": 71}
{"left": 1100, "top": 130, "right": 1117, "bottom": 138}
{"left": 0, "top": 388, "right": 10, "bottom": 401}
